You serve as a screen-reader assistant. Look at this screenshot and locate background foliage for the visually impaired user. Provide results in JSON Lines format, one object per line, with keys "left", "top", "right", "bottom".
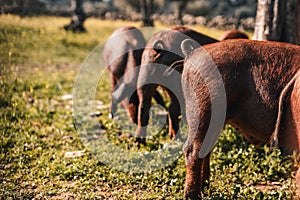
{"left": 0, "top": 0, "right": 256, "bottom": 19}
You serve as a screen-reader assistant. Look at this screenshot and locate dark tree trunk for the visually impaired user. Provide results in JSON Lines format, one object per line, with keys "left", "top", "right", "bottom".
{"left": 64, "top": 0, "right": 87, "bottom": 33}
{"left": 140, "top": 0, "right": 154, "bottom": 27}
{"left": 108, "top": 0, "right": 114, "bottom": 10}
{"left": 177, "top": 0, "right": 187, "bottom": 25}
{"left": 253, "top": 0, "right": 300, "bottom": 44}
{"left": 297, "top": 1, "right": 300, "bottom": 42}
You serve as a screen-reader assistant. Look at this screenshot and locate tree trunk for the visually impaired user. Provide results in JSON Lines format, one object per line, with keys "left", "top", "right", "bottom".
{"left": 252, "top": 0, "right": 300, "bottom": 44}
{"left": 64, "top": 0, "right": 87, "bottom": 33}
{"left": 108, "top": 0, "right": 113, "bottom": 9}
{"left": 177, "top": 0, "right": 187, "bottom": 25}
{"left": 297, "top": 1, "right": 300, "bottom": 42}
{"left": 140, "top": 0, "right": 154, "bottom": 27}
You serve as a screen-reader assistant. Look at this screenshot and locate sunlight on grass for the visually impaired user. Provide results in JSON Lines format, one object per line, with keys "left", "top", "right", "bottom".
{"left": 0, "top": 15, "right": 142, "bottom": 65}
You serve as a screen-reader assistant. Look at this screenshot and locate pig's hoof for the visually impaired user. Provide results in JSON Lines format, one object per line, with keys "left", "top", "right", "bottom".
{"left": 184, "top": 187, "right": 201, "bottom": 200}
{"left": 135, "top": 137, "right": 146, "bottom": 148}
{"left": 184, "top": 193, "right": 201, "bottom": 200}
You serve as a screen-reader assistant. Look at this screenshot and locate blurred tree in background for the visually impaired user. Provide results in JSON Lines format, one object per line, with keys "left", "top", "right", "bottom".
{"left": 63, "top": 0, "right": 86, "bottom": 32}
{"left": 253, "top": 0, "right": 300, "bottom": 44}
{"left": 0, "top": 0, "right": 257, "bottom": 19}
{"left": 140, "top": 0, "right": 154, "bottom": 26}
{"left": 170, "top": 0, "right": 188, "bottom": 25}
{"left": 0, "top": 0, "right": 258, "bottom": 30}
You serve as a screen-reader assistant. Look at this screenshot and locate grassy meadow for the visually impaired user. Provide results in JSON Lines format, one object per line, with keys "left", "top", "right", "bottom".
{"left": 0, "top": 14, "right": 299, "bottom": 199}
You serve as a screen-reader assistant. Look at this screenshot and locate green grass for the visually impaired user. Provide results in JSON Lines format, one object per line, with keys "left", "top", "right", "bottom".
{"left": 0, "top": 14, "right": 299, "bottom": 199}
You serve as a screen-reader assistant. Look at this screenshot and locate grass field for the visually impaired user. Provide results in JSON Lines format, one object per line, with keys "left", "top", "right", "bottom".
{"left": 0, "top": 14, "right": 299, "bottom": 199}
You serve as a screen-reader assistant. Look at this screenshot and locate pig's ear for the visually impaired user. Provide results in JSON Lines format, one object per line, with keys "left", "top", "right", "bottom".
{"left": 111, "top": 83, "right": 128, "bottom": 103}
{"left": 181, "top": 39, "right": 199, "bottom": 57}
{"left": 153, "top": 40, "right": 165, "bottom": 54}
